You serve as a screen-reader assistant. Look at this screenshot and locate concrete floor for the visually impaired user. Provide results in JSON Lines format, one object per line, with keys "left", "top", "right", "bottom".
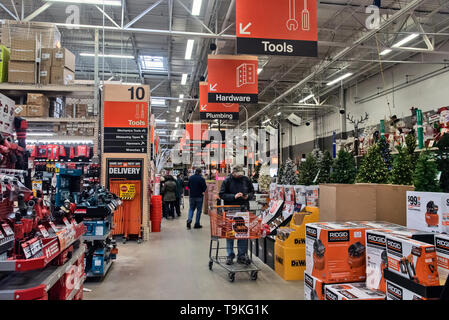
{"left": 84, "top": 199, "right": 305, "bottom": 300}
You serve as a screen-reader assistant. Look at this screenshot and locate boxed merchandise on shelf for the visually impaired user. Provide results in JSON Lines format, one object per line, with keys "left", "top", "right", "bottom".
{"left": 27, "top": 93, "right": 49, "bottom": 107}
{"left": 435, "top": 233, "right": 449, "bottom": 285}
{"left": 0, "top": 45, "right": 10, "bottom": 83}
{"left": 8, "top": 61, "right": 35, "bottom": 84}
{"left": 1, "top": 20, "right": 61, "bottom": 49}
{"left": 304, "top": 272, "right": 325, "bottom": 300}
{"left": 305, "top": 222, "right": 368, "bottom": 283}
{"left": 76, "top": 104, "right": 88, "bottom": 118}
{"left": 40, "top": 48, "right": 53, "bottom": 66}
{"left": 14, "top": 104, "right": 27, "bottom": 117}
{"left": 384, "top": 269, "right": 443, "bottom": 300}
{"left": 10, "top": 38, "right": 39, "bottom": 61}
{"left": 52, "top": 48, "right": 75, "bottom": 72}
{"left": 39, "top": 65, "right": 51, "bottom": 85}
{"left": 406, "top": 191, "right": 449, "bottom": 234}
{"left": 51, "top": 66, "right": 74, "bottom": 85}
{"left": 324, "top": 282, "right": 385, "bottom": 300}
{"left": 27, "top": 104, "right": 49, "bottom": 117}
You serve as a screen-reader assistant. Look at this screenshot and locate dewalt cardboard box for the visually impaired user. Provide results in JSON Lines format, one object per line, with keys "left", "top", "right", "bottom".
{"left": 8, "top": 61, "right": 35, "bottom": 83}
{"left": 324, "top": 282, "right": 385, "bottom": 300}
{"left": 274, "top": 241, "right": 306, "bottom": 280}
{"left": 52, "top": 48, "right": 75, "bottom": 72}
{"left": 0, "top": 45, "right": 10, "bottom": 83}
{"left": 10, "top": 38, "right": 38, "bottom": 61}
{"left": 50, "top": 66, "right": 74, "bottom": 85}
{"left": 305, "top": 222, "right": 369, "bottom": 283}
{"left": 304, "top": 272, "right": 325, "bottom": 300}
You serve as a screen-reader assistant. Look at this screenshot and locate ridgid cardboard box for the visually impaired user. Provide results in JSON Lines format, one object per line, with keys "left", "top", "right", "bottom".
{"left": 435, "top": 233, "right": 449, "bottom": 285}
{"left": 324, "top": 282, "right": 385, "bottom": 300}
{"left": 304, "top": 272, "right": 325, "bottom": 300}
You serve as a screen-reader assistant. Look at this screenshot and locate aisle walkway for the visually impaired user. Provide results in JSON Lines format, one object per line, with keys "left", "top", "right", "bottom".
{"left": 84, "top": 199, "right": 304, "bottom": 300}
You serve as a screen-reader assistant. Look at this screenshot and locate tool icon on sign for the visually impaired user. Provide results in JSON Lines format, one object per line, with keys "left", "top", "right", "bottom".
{"left": 286, "top": 0, "right": 299, "bottom": 31}
{"left": 302, "top": 0, "right": 310, "bottom": 31}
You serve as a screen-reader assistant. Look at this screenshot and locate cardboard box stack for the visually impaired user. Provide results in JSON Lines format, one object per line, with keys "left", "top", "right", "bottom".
{"left": 304, "top": 219, "right": 447, "bottom": 300}
{"left": 8, "top": 37, "right": 38, "bottom": 84}
{"left": 26, "top": 93, "right": 49, "bottom": 117}
{"left": 50, "top": 48, "right": 75, "bottom": 85}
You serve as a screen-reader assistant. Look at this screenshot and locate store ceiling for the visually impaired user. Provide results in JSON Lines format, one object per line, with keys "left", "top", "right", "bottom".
{"left": 1, "top": 0, "right": 449, "bottom": 147}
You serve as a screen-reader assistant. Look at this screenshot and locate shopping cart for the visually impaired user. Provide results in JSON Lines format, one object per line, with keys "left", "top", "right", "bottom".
{"left": 208, "top": 205, "right": 263, "bottom": 282}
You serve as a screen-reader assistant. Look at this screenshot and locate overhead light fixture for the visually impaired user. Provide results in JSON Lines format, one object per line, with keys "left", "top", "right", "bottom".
{"left": 185, "top": 39, "right": 194, "bottom": 60}
{"left": 257, "top": 68, "right": 263, "bottom": 74}
{"left": 176, "top": 117, "right": 179, "bottom": 122}
{"left": 262, "top": 118, "right": 271, "bottom": 124}
{"left": 298, "top": 93, "right": 314, "bottom": 104}
{"left": 380, "top": 48, "right": 392, "bottom": 56}
{"left": 181, "top": 74, "right": 188, "bottom": 85}
{"left": 151, "top": 98, "right": 166, "bottom": 107}
{"left": 326, "top": 72, "right": 353, "bottom": 86}
{"left": 176, "top": 106, "right": 181, "bottom": 113}
{"left": 155, "top": 119, "right": 166, "bottom": 123}
{"left": 44, "top": 0, "right": 121, "bottom": 6}
{"left": 192, "top": 0, "right": 202, "bottom": 15}
{"left": 121, "top": 82, "right": 142, "bottom": 86}
{"left": 276, "top": 112, "right": 281, "bottom": 116}
{"left": 179, "top": 94, "right": 184, "bottom": 103}
{"left": 80, "top": 53, "right": 134, "bottom": 59}
{"left": 175, "top": 123, "right": 179, "bottom": 128}
{"left": 392, "top": 33, "right": 419, "bottom": 48}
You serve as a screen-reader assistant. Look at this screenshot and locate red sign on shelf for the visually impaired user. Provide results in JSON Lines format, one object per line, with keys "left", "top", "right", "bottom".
{"left": 199, "top": 82, "right": 239, "bottom": 121}
{"left": 236, "top": 0, "right": 317, "bottom": 57}
{"left": 208, "top": 55, "right": 258, "bottom": 104}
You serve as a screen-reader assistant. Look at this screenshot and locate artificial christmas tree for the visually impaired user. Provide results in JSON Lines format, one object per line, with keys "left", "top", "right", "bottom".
{"left": 277, "top": 162, "right": 285, "bottom": 184}
{"left": 413, "top": 151, "right": 441, "bottom": 192}
{"left": 317, "top": 150, "right": 333, "bottom": 184}
{"left": 258, "top": 163, "right": 272, "bottom": 193}
{"left": 390, "top": 145, "right": 414, "bottom": 185}
{"left": 356, "top": 143, "right": 390, "bottom": 184}
{"left": 297, "top": 153, "right": 318, "bottom": 186}
{"left": 405, "top": 132, "right": 418, "bottom": 170}
{"left": 330, "top": 149, "right": 357, "bottom": 184}
{"left": 378, "top": 137, "right": 393, "bottom": 171}
{"left": 280, "top": 158, "right": 298, "bottom": 185}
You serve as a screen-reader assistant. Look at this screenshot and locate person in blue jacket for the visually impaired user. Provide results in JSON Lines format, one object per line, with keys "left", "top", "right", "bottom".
{"left": 187, "top": 168, "right": 207, "bottom": 229}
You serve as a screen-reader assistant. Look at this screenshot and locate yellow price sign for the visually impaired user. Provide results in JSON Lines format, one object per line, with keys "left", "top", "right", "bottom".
{"left": 120, "top": 184, "right": 136, "bottom": 200}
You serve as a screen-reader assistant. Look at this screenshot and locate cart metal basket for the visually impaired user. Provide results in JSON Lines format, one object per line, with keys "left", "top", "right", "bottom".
{"left": 208, "top": 205, "right": 262, "bottom": 282}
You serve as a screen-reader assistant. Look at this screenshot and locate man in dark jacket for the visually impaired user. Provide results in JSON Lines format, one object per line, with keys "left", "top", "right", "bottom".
{"left": 187, "top": 168, "right": 207, "bottom": 229}
{"left": 219, "top": 165, "right": 254, "bottom": 265}
{"left": 161, "top": 175, "right": 178, "bottom": 219}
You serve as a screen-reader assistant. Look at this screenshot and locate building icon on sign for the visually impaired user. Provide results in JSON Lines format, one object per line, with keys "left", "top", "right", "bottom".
{"left": 236, "top": 63, "right": 256, "bottom": 87}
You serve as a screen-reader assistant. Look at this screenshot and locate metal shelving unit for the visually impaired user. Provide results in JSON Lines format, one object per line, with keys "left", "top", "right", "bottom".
{"left": 82, "top": 229, "right": 112, "bottom": 242}
{"left": 27, "top": 117, "right": 97, "bottom": 123}
{"left": 0, "top": 83, "right": 94, "bottom": 93}
{"left": 0, "top": 245, "right": 85, "bottom": 300}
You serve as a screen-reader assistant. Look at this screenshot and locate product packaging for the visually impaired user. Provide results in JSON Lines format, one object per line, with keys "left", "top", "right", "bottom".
{"left": 435, "top": 233, "right": 449, "bottom": 285}
{"left": 52, "top": 48, "right": 75, "bottom": 72}
{"left": 406, "top": 191, "right": 447, "bottom": 233}
{"left": 324, "top": 282, "right": 385, "bottom": 300}
{"left": 8, "top": 61, "right": 35, "bottom": 84}
{"left": 304, "top": 272, "right": 325, "bottom": 300}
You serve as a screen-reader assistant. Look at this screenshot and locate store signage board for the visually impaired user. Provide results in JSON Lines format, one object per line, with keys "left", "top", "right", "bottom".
{"left": 107, "top": 160, "right": 143, "bottom": 181}
{"left": 207, "top": 55, "right": 258, "bottom": 104}
{"left": 236, "top": 0, "right": 317, "bottom": 57}
{"left": 103, "top": 84, "right": 149, "bottom": 154}
{"left": 199, "top": 82, "right": 239, "bottom": 120}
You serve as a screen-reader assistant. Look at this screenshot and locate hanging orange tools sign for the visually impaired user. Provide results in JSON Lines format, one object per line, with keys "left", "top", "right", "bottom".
{"left": 236, "top": 0, "right": 317, "bottom": 57}
{"left": 199, "top": 82, "right": 239, "bottom": 120}
{"left": 207, "top": 54, "right": 258, "bottom": 104}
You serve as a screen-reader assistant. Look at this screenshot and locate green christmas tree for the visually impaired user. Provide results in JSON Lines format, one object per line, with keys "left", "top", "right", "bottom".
{"left": 413, "top": 151, "right": 441, "bottom": 192}
{"left": 316, "top": 150, "right": 333, "bottom": 184}
{"left": 277, "top": 162, "right": 285, "bottom": 184}
{"left": 390, "top": 145, "right": 414, "bottom": 185}
{"left": 330, "top": 149, "right": 357, "bottom": 184}
{"left": 436, "top": 133, "right": 449, "bottom": 192}
{"left": 280, "top": 158, "right": 298, "bottom": 185}
{"left": 378, "top": 137, "right": 393, "bottom": 171}
{"left": 298, "top": 153, "right": 318, "bottom": 186}
{"left": 405, "top": 133, "right": 418, "bottom": 170}
{"left": 356, "top": 143, "right": 390, "bottom": 183}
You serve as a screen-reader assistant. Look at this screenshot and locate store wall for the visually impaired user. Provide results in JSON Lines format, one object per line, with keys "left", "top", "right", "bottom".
{"left": 282, "top": 42, "right": 449, "bottom": 156}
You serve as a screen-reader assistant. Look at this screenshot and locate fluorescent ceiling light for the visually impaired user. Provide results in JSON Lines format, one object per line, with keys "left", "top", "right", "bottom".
{"left": 44, "top": 0, "right": 121, "bottom": 6}
{"left": 262, "top": 118, "right": 271, "bottom": 124}
{"left": 155, "top": 119, "right": 166, "bottom": 123}
{"left": 175, "top": 123, "right": 179, "bottom": 128}
{"left": 185, "top": 39, "right": 194, "bottom": 60}
{"left": 392, "top": 33, "right": 419, "bottom": 48}
{"left": 299, "top": 94, "right": 314, "bottom": 104}
{"left": 151, "top": 98, "right": 166, "bottom": 107}
{"left": 257, "top": 68, "right": 263, "bottom": 74}
{"left": 181, "top": 73, "right": 188, "bottom": 85}
{"left": 121, "top": 82, "right": 142, "bottom": 85}
{"left": 179, "top": 94, "right": 184, "bottom": 103}
{"left": 192, "top": 0, "right": 202, "bottom": 15}
{"left": 380, "top": 49, "right": 392, "bottom": 56}
{"left": 276, "top": 112, "right": 281, "bottom": 116}
{"left": 80, "top": 53, "right": 134, "bottom": 59}
{"left": 176, "top": 117, "right": 179, "bottom": 122}
{"left": 176, "top": 106, "right": 181, "bottom": 113}
{"left": 326, "top": 73, "right": 353, "bottom": 86}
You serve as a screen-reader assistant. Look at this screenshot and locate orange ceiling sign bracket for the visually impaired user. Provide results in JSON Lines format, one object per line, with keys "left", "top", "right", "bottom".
{"left": 199, "top": 82, "right": 239, "bottom": 121}
{"left": 236, "top": 0, "right": 317, "bottom": 57}
{"left": 207, "top": 54, "right": 258, "bottom": 104}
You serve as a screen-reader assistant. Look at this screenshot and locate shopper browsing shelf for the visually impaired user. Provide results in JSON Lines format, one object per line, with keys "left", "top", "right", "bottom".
{"left": 187, "top": 168, "right": 207, "bottom": 229}
{"left": 219, "top": 165, "right": 255, "bottom": 266}
{"left": 161, "top": 175, "right": 178, "bottom": 219}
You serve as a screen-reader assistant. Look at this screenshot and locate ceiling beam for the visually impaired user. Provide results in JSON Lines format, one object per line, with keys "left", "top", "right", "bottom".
{"left": 23, "top": 2, "right": 53, "bottom": 22}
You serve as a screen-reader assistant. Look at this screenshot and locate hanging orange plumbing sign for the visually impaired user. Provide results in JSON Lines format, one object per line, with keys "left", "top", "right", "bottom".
{"left": 207, "top": 54, "right": 258, "bottom": 104}
{"left": 199, "top": 82, "right": 239, "bottom": 121}
{"left": 236, "top": 0, "right": 317, "bottom": 57}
